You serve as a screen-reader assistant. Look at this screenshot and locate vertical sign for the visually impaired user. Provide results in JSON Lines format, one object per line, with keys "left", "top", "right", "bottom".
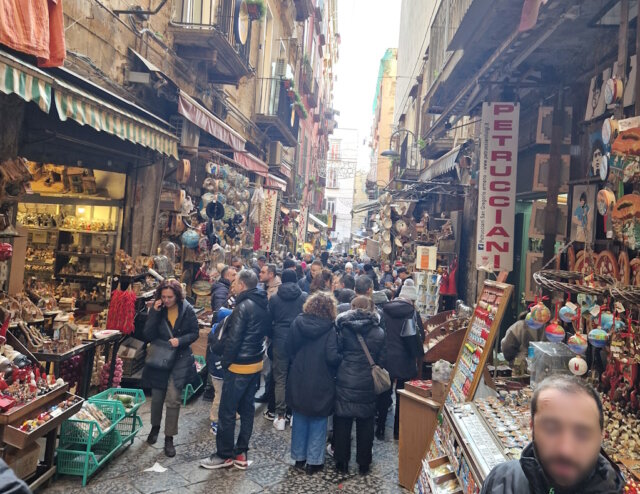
{"left": 297, "top": 203, "right": 309, "bottom": 252}
{"left": 259, "top": 188, "right": 280, "bottom": 252}
{"left": 476, "top": 103, "right": 519, "bottom": 272}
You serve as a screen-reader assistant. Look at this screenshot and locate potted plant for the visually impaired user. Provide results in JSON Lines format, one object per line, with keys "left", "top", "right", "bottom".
{"left": 246, "top": 0, "right": 266, "bottom": 20}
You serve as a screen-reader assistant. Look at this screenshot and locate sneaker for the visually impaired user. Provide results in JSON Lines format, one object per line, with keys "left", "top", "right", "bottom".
{"left": 273, "top": 417, "right": 286, "bottom": 431}
{"left": 200, "top": 455, "right": 233, "bottom": 470}
{"left": 210, "top": 421, "right": 218, "bottom": 435}
{"left": 326, "top": 443, "right": 334, "bottom": 457}
{"left": 234, "top": 453, "right": 249, "bottom": 470}
{"left": 263, "top": 410, "right": 275, "bottom": 421}
{"left": 294, "top": 460, "right": 306, "bottom": 471}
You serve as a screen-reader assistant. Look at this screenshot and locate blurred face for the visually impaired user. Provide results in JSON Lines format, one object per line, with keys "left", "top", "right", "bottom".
{"left": 258, "top": 259, "right": 266, "bottom": 269}
{"left": 532, "top": 388, "right": 603, "bottom": 488}
{"left": 231, "top": 277, "right": 246, "bottom": 296}
{"left": 224, "top": 268, "right": 237, "bottom": 284}
{"left": 232, "top": 260, "right": 243, "bottom": 270}
{"left": 259, "top": 266, "right": 273, "bottom": 283}
{"left": 332, "top": 274, "right": 341, "bottom": 291}
{"left": 310, "top": 264, "right": 323, "bottom": 279}
{"left": 398, "top": 271, "right": 409, "bottom": 280}
{"left": 160, "top": 288, "right": 177, "bottom": 308}
{"left": 345, "top": 266, "right": 353, "bottom": 275}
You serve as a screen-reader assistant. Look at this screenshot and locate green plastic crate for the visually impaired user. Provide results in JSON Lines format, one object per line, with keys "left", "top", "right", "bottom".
{"left": 182, "top": 355, "right": 207, "bottom": 406}
{"left": 114, "top": 414, "right": 143, "bottom": 444}
{"left": 89, "top": 388, "right": 146, "bottom": 416}
{"left": 194, "top": 355, "right": 207, "bottom": 373}
{"left": 59, "top": 400, "right": 126, "bottom": 447}
{"left": 56, "top": 429, "right": 123, "bottom": 486}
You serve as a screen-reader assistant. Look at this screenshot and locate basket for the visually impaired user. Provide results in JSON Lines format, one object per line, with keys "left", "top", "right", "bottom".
{"left": 610, "top": 285, "right": 640, "bottom": 305}
{"left": 89, "top": 388, "right": 146, "bottom": 416}
{"left": 113, "top": 414, "right": 143, "bottom": 444}
{"left": 59, "top": 400, "right": 126, "bottom": 447}
{"left": 533, "top": 270, "right": 614, "bottom": 296}
{"left": 56, "top": 429, "right": 123, "bottom": 486}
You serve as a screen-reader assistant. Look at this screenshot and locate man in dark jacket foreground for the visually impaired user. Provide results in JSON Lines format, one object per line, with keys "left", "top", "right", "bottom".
{"left": 268, "top": 270, "right": 307, "bottom": 430}
{"left": 481, "top": 375, "right": 624, "bottom": 494}
{"left": 201, "top": 269, "right": 271, "bottom": 471}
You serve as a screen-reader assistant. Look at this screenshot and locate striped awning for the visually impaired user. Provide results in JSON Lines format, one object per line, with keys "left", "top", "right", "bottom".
{"left": 54, "top": 79, "right": 178, "bottom": 159}
{"left": 0, "top": 50, "right": 52, "bottom": 112}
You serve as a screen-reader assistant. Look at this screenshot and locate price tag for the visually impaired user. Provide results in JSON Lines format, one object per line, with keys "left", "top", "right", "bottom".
{"left": 590, "top": 306, "right": 600, "bottom": 317}
{"left": 615, "top": 302, "right": 625, "bottom": 313}
{"left": 565, "top": 301, "right": 578, "bottom": 311}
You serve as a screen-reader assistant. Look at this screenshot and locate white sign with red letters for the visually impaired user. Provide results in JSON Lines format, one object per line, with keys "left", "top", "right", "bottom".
{"left": 476, "top": 102, "right": 519, "bottom": 272}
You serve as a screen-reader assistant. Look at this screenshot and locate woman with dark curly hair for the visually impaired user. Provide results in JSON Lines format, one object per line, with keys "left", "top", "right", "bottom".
{"left": 286, "top": 291, "right": 342, "bottom": 474}
{"left": 142, "top": 279, "right": 199, "bottom": 457}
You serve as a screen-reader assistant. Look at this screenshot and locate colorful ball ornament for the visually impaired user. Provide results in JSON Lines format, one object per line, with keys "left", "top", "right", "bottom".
{"left": 567, "top": 333, "right": 588, "bottom": 354}
{"left": 529, "top": 302, "right": 551, "bottom": 327}
{"left": 569, "top": 356, "right": 588, "bottom": 376}
{"left": 559, "top": 305, "right": 576, "bottom": 323}
{"left": 600, "top": 312, "right": 614, "bottom": 331}
{"left": 545, "top": 322, "right": 565, "bottom": 343}
{"left": 525, "top": 312, "right": 543, "bottom": 329}
{"left": 588, "top": 328, "right": 608, "bottom": 348}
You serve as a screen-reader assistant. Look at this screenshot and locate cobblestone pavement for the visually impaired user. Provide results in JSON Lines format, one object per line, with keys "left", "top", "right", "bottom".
{"left": 42, "top": 392, "right": 412, "bottom": 494}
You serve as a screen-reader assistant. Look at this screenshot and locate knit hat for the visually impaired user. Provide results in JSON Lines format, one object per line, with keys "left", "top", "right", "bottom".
{"left": 281, "top": 270, "right": 298, "bottom": 284}
{"left": 345, "top": 262, "right": 353, "bottom": 270}
{"left": 398, "top": 279, "right": 417, "bottom": 301}
{"left": 372, "top": 290, "right": 389, "bottom": 305}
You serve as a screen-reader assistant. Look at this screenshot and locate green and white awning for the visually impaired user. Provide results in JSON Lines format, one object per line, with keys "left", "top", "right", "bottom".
{"left": 0, "top": 51, "right": 52, "bottom": 112}
{"left": 54, "top": 79, "right": 178, "bottom": 159}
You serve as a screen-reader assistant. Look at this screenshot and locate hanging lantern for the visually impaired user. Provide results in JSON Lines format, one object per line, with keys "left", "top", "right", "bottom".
{"left": 569, "top": 356, "right": 588, "bottom": 376}
{"left": 567, "top": 333, "right": 588, "bottom": 355}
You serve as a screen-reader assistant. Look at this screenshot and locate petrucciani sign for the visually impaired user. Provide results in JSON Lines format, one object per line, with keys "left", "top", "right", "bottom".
{"left": 476, "top": 102, "right": 520, "bottom": 272}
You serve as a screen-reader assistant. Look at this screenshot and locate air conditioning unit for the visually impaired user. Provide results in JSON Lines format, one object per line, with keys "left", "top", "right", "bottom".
{"left": 268, "top": 141, "right": 284, "bottom": 165}
{"left": 169, "top": 115, "right": 200, "bottom": 149}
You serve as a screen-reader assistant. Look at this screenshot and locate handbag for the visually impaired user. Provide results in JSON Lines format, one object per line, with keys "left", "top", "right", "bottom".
{"left": 356, "top": 334, "right": 391, "bottom": 394}
{"left": 401, "top": 311, "right": 425, "bottom": 359}
{"left": 145, "top": 317, "right": 178, "bottom": 370}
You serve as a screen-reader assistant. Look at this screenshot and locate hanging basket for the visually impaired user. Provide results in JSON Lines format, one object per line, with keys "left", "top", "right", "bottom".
{"left": 533, "top": 270, "right": 614, "bottom": 297}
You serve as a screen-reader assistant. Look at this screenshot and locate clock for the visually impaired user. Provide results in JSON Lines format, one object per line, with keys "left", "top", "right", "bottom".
{"left": 602, "top": 117, "right": 618, "bottom": 145}
{"left": 605, "top": 78, "right": 624, "bottom": 105}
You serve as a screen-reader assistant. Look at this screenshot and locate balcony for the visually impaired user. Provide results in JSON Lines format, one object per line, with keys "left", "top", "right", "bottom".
{"left": 293, "top": 0, "right": 313, "bottom": 21}
{"left": 170, "top": 0, "right": 252, "bottom": 85}
{"left": 255, "top": 78, "right": 300, "bottom": 147}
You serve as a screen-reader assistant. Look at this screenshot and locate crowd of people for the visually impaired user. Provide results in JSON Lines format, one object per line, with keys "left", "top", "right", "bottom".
{"left": 142, "top": 252, "right": 425, "bottom": 476}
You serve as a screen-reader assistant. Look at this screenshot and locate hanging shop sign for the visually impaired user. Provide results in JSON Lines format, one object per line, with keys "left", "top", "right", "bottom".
{"left": 297, "top": 204, "right": 309, "bottom": 249}
{"left": 416, "top": 245, "right": 437, "bottom": 271}
{"left": 259, "top": 188, "right": 280, "bottom": 252}
{"left": 476, "top": 102, "right": 519, "bottom": 272}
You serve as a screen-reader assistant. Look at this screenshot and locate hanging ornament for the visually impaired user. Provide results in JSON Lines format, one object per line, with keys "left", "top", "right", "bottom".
{"left": 567, "top": 333, "right": 588, "bottom": 355}
{"left": 528, "top": 299, "right": 551, "bottom": 328}
{"left": 588, "top": 328, "right": 608, "bottom": 348}
{"left": 545, "top": 302, "right": 565, "bottom": 342}
{"left": 569, "top": 356, "right": 588, "bottom": 376}
{"left": 525, "top": 312, "right": 543, "bottom": 329}
{"left": 559, "top": 305, "right": 577, "bottom": 323}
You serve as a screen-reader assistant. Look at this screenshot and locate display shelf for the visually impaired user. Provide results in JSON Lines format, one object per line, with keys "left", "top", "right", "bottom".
{"left": 0, "top": 385, "right": 69, "bottom": 426}
{"left": 32, "top": 341, "right": 96, "bottom": 363}
{"left": 59, "top": 229, "right": 118, "bottom": 236}
{"left": 56, "top": 251, "right": 113, "bottom": 259}
{"left": 56, "top": 273, "right": 106, "bottom": 281}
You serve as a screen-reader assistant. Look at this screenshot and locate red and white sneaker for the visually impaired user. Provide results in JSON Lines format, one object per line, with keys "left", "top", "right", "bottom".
{"left": 234, "top": 453, "right": 249, "bottom": 470}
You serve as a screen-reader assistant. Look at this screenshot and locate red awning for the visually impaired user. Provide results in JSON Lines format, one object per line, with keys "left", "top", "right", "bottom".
{"left": 178, "top": 91, "right": 245, "bottom": 150}
{"left": 234, "top": 151, "right": 268, "bottom": 177}
{"left": 265, "top": 173, "right": 287, "bottom": 192}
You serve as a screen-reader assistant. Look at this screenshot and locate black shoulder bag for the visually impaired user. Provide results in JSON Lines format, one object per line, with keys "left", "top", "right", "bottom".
{"left": 145, "top": 313, "right": 178, "bottom": 370}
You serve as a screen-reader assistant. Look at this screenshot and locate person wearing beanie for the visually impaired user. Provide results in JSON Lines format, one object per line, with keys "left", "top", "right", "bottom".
{"left": 379, "top": 276, "right": 424, "bottom": 440}
{"left": 336, "top": 288, "right": 357, "bottom": 313}
{"left": 267, "top": 269, "right": 308, "bottom": 431}
{"left": 344, "top": 262, "right": 354, "bottom": 276}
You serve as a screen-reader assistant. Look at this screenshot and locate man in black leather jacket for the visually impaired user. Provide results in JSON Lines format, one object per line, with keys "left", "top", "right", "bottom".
{"left": 201, "top": 269, "right": 272, "bottom": 471}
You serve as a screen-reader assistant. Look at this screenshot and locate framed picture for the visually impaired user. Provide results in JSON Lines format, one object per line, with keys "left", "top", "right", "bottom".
{"left": 536, "top": 106, "right": 572, "bottom": 144}
{"left": 589, "top": 131, "right": 606, "bottom": 177}
{"left": 525, "top": 252, "right": 544, "bottom": 301}
{"left": 570, "top": 185, "right": 596, "bottom": 244}
{"left": 528, "top": 201, "right": 568, "bottom": 240}
{"left": 532, "top": 154, "right": 570, "bottom": 192}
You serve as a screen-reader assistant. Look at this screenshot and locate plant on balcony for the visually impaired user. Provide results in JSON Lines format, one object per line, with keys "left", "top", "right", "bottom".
{"left": 246, "top": 0, "right": 266, "bottom": 20}
{"left": 294, "top": 102, "right": 308, "bottom": 119}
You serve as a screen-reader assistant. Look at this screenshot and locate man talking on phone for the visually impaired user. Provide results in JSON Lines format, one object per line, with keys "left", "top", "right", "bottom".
{"left": 481, "top": 375, "right": 623, "bottom": 494}
{"left": 201, "top": 269, "right": 271, "bottom": 471}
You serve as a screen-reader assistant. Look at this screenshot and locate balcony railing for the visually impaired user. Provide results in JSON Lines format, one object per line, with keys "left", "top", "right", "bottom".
{"left": 172, "top": 0, "right": 252, "bottom": 84}
{"left": 255, "top": 78, "right": 300, "bottom": 147}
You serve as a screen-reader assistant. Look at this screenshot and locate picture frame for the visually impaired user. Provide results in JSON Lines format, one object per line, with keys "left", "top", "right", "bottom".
{"left": 525, "top": 252, "right": 544, "bottom": 301}
{"left": 532, "top": 154, "right": 570, "bottom": 192}
{"left": 528, "top": 201, "right": 568, "bottom": 240}
{"left": 570, "top": 185, "right": 596, "bottom": 244}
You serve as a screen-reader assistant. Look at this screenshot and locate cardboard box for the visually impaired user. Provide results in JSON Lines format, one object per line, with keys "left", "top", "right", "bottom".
{"left": 5, "top": 442, "right": 40, "bottom": 479}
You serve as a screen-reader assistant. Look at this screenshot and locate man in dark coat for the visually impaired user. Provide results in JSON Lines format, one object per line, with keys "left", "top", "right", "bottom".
{"left": 143, "top": 283, "right": 200, "bottom": 457}
{"left": 333, "top": 302, "right": 385, "bottom": 474}
{"left": 210, "top": 266, "right": 236, "bottom": 311}
{"left": 268, "top": 270, "right": 307, "bottom": 430}
{"left": 201, "top": 269, "right": 272, "bottom": 470}
{"left": 481, "top": 375, "right": 624, "bottom": 494}
{"left": 363, "top": 263, "right": 380, "bottom": 291}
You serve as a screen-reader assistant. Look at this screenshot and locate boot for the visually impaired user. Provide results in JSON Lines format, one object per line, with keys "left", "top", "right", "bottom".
{"left": 375, "top": 426, "right": 385, "bottom": 441}
{"left": 147, "top": 426, "right": 160, "bottom": 445}
{"left": 164, "top": 436, "right": 176, "bottom": 457}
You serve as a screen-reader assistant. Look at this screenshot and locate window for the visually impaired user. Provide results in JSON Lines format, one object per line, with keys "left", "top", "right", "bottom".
{"left": 326, "top": 199, "right": 336, "bottom": 215}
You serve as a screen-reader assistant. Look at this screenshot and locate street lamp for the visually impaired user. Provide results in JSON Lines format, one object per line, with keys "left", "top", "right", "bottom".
{"left": 381, "top": 128, "right": 418, "bottom": 170}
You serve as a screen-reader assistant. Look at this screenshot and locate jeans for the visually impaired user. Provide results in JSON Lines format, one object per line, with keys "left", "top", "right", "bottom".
{"left": 333, "top": 415, "right": 374, "bottom": 467}
{"left": 151, "top": 376, "right": 181, "bottom": 437}
{"left": 272, "top": 347, "right": 289, "bottom": 416}
{"left": 215, "top": 370, "right": 260, "bottom": 459}
{"left": 290, "top": 412, "right": 328, "bottom": 466}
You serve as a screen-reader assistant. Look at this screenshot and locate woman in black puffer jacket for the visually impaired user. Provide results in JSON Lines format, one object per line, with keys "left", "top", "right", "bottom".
{"left": 333, "top": 296, "right": 385, "bottom": 475}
